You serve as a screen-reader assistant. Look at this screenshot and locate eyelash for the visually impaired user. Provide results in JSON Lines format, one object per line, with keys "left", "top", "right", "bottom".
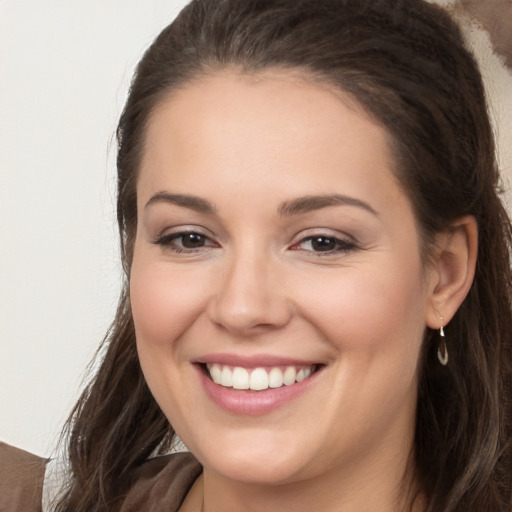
{"left": 290, "top": 235, "right": 358, "bottom": 255}
{"left": 153, "top": 231, "right": 217, "bottom": 253}
{"left": 153, "top": 231, "right": 358, "bottom": 256}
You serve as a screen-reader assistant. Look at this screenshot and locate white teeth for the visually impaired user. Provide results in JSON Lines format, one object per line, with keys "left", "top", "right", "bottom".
{"left": 232, "top": 367, "right": 249, "bottom": 389}
{"left": 210, "top": 364, "right": 222, "bottom": 384}
{"left": 296, "top": 368, "right": 306, "bottom": 382}
{"left": 283, "top": 366, "right": 296, "bottom": 386}
{"left": 296, "top": 367, "right": 312, "bottom": 382}
{"left": 220, "top": 366, "right": 233, "bottom": 387}
{"left": 249, "top": 368, "right": 269, "bottom": 391}
{"left": 206, "top": 364, "right": 315, "bottom": 391}
{"left": 268, "top": 367, "right": 284, "bottom": 388}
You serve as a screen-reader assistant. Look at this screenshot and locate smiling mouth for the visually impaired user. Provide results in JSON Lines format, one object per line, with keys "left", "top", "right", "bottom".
{"left": 203, "top": 363, "right": 320, "bottom": 391}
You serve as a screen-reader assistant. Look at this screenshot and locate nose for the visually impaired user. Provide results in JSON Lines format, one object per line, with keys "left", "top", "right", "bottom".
{"left": 207, "top": 250, "right": 293, "bottom": 336}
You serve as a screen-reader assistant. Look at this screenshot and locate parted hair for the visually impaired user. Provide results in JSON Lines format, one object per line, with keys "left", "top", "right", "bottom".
{"left": 55, "top": 1, "right": 512, "bottom": 510}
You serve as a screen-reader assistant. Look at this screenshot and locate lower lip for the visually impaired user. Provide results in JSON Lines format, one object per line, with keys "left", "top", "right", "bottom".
{"left": 195, "top": 365, "right": 320, "bottom": 416}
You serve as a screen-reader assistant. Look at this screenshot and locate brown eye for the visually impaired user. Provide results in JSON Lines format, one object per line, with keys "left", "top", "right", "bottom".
{"left": 291, "top": 234, "right": 357, "bottom": 255}
{"left": 153, "top": 230, "right": 218, "bottom": 253}
{"left": 309, "top": 236, "right": 337, "bottom": 252}
{"left": 180, "top": 233, "right": 207, "bottom": 248}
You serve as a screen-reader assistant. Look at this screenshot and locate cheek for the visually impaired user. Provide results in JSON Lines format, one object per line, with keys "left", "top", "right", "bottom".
{"left": 294, "top": 261, "right": 428, "bottom": 356}
{"left": 129, "top": 256, "right": 213, "bottom": 426}
{"left": 130, "top": 258, "right": 210, "bottom": 351}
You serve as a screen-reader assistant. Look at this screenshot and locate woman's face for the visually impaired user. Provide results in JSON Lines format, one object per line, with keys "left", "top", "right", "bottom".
{"left": 130, "top": 71, "right": 438, "bottom": 486}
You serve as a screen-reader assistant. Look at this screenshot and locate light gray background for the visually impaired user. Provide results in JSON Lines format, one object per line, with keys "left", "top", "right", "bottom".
{"left": 1, "top": 0, "right": 511, "bottom": 457}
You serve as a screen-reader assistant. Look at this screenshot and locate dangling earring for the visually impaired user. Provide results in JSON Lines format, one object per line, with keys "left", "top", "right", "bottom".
{"left": 437, "top": 323, "right": 448, "bottom": 366}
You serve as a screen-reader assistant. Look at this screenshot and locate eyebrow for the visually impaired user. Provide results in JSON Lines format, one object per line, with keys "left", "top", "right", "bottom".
{"left": 145, "top": 192, "right": 217, "bottom": 213}
{"left": 278, "top": 194, "right": 378, "bottom": 217}
{"left": 144, "top": 191, "right": 378, "bottom": 217}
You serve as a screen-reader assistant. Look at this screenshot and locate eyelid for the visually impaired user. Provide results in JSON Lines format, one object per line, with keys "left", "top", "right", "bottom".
{"left": 153, "top": 224, "right": 214, "bottom": 240}
{"left": 290, "top": 227, "right": 357, "bottom": 245}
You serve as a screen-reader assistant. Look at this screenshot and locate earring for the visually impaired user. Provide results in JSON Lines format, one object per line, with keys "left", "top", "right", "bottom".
{"left": 437, "top": 323, "right": 448, "bottom": 366}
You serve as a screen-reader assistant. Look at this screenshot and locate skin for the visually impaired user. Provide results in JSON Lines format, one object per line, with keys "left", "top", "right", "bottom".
{"left": 130, "top": 71, "right": 477, "bottom": 512}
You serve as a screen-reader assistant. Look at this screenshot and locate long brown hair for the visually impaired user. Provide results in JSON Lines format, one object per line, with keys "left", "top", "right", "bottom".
{"left": 55, "top": 1, "right": 512, "bottom": 510}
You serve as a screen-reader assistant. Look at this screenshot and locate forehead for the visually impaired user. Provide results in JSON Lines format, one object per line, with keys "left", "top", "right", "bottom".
{"left": 138, "top": 70, "right": 406, "bottom": 215}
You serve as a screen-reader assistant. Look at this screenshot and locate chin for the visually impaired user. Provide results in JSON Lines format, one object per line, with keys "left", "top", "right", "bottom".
{"left": 190, "top": 429, "right": 309, "bottom": 485}
{"left": 209, "top": 454, "right": 303, "bottom": 485}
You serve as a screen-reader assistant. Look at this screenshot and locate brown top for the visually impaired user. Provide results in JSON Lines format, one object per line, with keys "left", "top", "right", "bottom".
{"left": 0, "top": 442, "right": 48, "bottom": 512}
{"left": 118, "top": 450, "right": 202, "bottom": 512}
{"left": 0, "top": 442, "right": 202, "bottom": 512}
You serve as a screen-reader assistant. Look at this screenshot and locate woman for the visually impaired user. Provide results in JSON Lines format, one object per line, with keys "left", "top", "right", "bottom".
{"left": 1, "top": 0, "right": 511, "bottom": 510}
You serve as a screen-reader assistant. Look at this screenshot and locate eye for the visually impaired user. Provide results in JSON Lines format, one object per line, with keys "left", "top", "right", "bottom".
{"left": 291, "top": 234, "right": 357, "bottom": 254}
{"left": 153, "top": 231, "right": 218, "bottom": 253}
{"left": 176, "top": 232, "right": 208, "bottom": 249}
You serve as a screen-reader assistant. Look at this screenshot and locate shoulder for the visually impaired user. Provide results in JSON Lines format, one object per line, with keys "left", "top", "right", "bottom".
{"left": 0, "top": 442, "right": 49, "bottom": 512}
{"left": 119, "top": 451, "right": 202, "bottom": 512}
{"left": 0, "top": 443, "right": 201, "bottom": 512}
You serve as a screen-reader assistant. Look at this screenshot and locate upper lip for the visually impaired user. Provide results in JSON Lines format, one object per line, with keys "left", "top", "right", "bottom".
{"left": 193, "top": 353, "right": 321, "bottom": 368}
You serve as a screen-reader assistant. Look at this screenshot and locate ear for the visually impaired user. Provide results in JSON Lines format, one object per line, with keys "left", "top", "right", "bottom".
{"left": 425, "top": 215, "right": 478, "bottom": 329}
